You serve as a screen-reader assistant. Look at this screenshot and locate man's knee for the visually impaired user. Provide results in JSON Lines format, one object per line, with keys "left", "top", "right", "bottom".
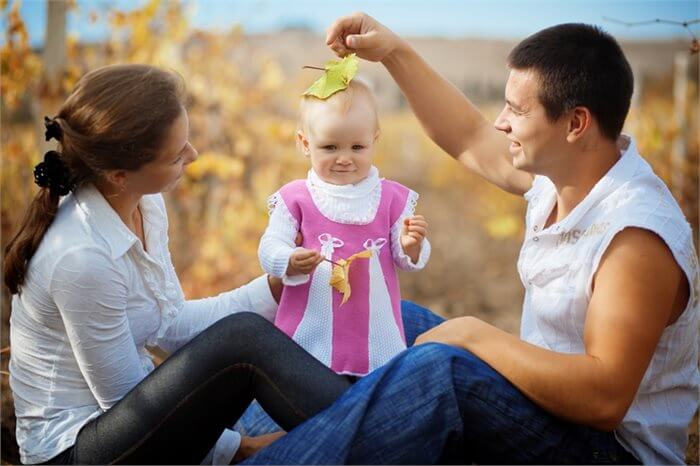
{"left": 400, "top": 343, "right": 461, "bottom": 369}
{"left": 399, "top": 343, "right": 488, "bottom": 377}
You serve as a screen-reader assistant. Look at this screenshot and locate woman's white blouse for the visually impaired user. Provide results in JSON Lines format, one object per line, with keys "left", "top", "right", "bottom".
{"left": 9, "top": 184, "right": 277, "bottom": 464}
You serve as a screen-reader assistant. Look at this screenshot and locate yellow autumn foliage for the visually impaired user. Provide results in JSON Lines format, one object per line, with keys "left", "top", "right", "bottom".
{"left": 1, "top": 2, "right": 698, "bottom": 462}
{"left": 1, "top": 0, "right": 696, "bottom": 317}
{"left": 185, "top": 152, "right": 245, "bottom": 181}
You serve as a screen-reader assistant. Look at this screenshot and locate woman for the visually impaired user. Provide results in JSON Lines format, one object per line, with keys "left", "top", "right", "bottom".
{"left": 4, "top": 64, "right": 361, "bottom": 465}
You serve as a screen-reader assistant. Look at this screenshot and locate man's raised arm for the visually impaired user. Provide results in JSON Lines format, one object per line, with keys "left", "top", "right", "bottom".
{"left": 326, "top": 12, "right": 533, "bottom": 195}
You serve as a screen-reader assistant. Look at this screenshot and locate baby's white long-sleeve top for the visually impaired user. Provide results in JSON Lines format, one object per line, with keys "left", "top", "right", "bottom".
{"left": 259, "top": 166, "right": 430, "bottom": 285}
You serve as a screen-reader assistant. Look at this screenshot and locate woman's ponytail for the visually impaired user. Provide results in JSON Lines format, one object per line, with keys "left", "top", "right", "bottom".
{"left": 3, "top": 118, "right": 73, "bottom": 294}
{"left": 3, "top": 187, "right": 61, "bottom": 294}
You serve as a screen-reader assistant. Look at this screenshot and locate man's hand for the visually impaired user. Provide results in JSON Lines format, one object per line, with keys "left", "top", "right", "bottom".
{"left": 325, "top": 12, "right": 403, "bottom": 62}
{"left": 400, "top": 215, "right": 428, "bottom": 264}
{"left": 286, "top": 248, "right": 323, "bottom": 276}
{"left": 413, "top": 228, "right": 688, "bottom": 432}
{"left": 414, "top": 316, "right": 479, "bottom": 348}
{"left": 325, "top": 13, "right": 532, "bottom": 196}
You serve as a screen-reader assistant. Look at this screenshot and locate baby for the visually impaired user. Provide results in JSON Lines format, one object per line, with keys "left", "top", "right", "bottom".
{"left": 259, "top": 77, "right": 430, "bottom": 377}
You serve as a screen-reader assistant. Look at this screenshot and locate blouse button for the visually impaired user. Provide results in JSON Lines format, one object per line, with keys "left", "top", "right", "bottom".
{"left": 533, "top": 226, "right": 539, "bottom": 231}
{"left": 533, "top": 237, "right": 539, "bottom": 242}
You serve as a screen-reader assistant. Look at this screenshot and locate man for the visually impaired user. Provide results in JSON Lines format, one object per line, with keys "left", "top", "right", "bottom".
{"left": 246, "top": 13, "right": 698, "bottom": 464}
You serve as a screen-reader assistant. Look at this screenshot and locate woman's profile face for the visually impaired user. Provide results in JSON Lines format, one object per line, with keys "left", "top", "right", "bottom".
{"left": 127, "top": 108, "right": 198, "bottom": 194}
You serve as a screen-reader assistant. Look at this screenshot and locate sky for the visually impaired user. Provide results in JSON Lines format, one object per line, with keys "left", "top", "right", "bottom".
{"left": 4, "top": 0, "right": 700, "bottom": 47}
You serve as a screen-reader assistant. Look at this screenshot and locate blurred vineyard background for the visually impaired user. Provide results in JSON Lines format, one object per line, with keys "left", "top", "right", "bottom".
{"left": 1, "top": 0, "right": 698, "bottom": 463}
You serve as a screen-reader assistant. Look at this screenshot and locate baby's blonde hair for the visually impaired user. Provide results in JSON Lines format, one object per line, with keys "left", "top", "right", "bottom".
{"left": 298, "top": 76, "right": 380, "bottom": 136}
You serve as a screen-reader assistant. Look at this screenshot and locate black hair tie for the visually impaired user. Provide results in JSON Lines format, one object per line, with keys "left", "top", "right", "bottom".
{"left": 33, "top": 151, "right": 72, "bottom": 196}
{"left": 44, "top": 116, "right": 62, "bottom": 142}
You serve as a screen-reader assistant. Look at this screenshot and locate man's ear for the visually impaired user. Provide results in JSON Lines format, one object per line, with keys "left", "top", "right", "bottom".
{"left": 296, "top": 130, "right": 311, "bottom": 156}
{"left": 566, "top": 107, "right": 592, "bottom": 143}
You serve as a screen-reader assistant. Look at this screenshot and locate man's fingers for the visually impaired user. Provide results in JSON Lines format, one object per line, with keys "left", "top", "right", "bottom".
{"left": 414, "top": 328, "right": 433, "bottom": 345}
{"left": 325, "top": 13, "right": 364, "bottom": 45}
{"left": 345, "top": 29, "right": 378, "bottom": 50}
{"left": 326, "top": 13, "right": 381, "bottom": 56}
{"left": 325, "top": 17, "right": 345, "bottom": 44}
{"left": 329, "top": 40, "right": 349, "bottom": 58}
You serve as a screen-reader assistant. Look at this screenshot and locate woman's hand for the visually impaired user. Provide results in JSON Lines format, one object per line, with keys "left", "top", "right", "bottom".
{"left": 400, "top": 215, "right": 428, "bottom": 264}
{"left": 231, "top": 431, "right": 285, "bottom": 464}
{"left": 267, "top": 275, "right": 283, "bottom": 304}
{"left": 325, "top": 12, "right": 404, "bottom": 63}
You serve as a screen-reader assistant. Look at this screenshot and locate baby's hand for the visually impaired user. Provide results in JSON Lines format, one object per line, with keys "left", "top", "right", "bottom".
{"left": 287, "top": 248, "right": 324, "bottom": 276}
{"left": 400, "top": 215, "right": 428, "bottom": 264}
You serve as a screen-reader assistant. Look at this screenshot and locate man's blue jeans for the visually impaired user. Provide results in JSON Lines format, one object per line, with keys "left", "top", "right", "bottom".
{"left": 239, "top": 301, "right": 639, "bottom": 464}
{"left": 233, "top": 300, "right": 445, "bottom": 437}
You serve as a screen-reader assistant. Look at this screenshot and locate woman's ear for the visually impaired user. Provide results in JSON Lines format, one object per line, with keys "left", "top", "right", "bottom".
{"left": 373, "top": 129, "right": 381, "bottom": 143}
{"left": 566, "top": 107, "right": 592, "bottom": 143}
{"left": 296, "top": 130, "right": 311, "bottom": 157}
{"left": 103, "top": 169, "right": 128, "bottom": 195}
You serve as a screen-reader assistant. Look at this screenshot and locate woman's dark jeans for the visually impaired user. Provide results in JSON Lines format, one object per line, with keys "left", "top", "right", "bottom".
{"left": 42, "top": 312, "right": 351, "bottom": 464}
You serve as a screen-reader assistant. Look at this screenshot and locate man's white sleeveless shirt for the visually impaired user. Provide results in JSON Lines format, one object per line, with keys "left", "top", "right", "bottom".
{"left": 518, "top": 136, "right": 699, "bottom": 465}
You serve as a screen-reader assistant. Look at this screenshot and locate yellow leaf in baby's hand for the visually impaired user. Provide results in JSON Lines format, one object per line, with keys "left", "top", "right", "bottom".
{"left": 330, "top": 259, "right": 350, "bottom": 303}
{"left": 328, "top": 249, "right": 372, "bottom": 305}
{"left": 347, "top": 249, "right": 372, "bottom": 262}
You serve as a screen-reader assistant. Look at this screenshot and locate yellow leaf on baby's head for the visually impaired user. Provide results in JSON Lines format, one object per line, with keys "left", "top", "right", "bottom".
{"left": 303, "top": 53, "right": 358, "bottom": 100}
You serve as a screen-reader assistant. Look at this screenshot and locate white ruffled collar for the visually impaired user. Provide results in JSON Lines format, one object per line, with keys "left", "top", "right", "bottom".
{"left": 306, "top": 166, "right": 383, "bottom": 225}
{"left": 307, "top": 166, "right": 381, "bottom": 197}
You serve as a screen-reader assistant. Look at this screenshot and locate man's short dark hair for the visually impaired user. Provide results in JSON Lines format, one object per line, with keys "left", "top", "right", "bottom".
{"left": 507, "top": 23, "right": 633, "bottom": 141}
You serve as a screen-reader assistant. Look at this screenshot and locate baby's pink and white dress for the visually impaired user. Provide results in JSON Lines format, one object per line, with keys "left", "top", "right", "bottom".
{"left": 259, "top": 166, "right": 430, "bottom": 376}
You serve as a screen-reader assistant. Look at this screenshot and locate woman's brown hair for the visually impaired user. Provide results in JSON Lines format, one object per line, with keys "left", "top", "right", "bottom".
{"left": 4, "top": 64, "right": 186, "bottom": 294}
